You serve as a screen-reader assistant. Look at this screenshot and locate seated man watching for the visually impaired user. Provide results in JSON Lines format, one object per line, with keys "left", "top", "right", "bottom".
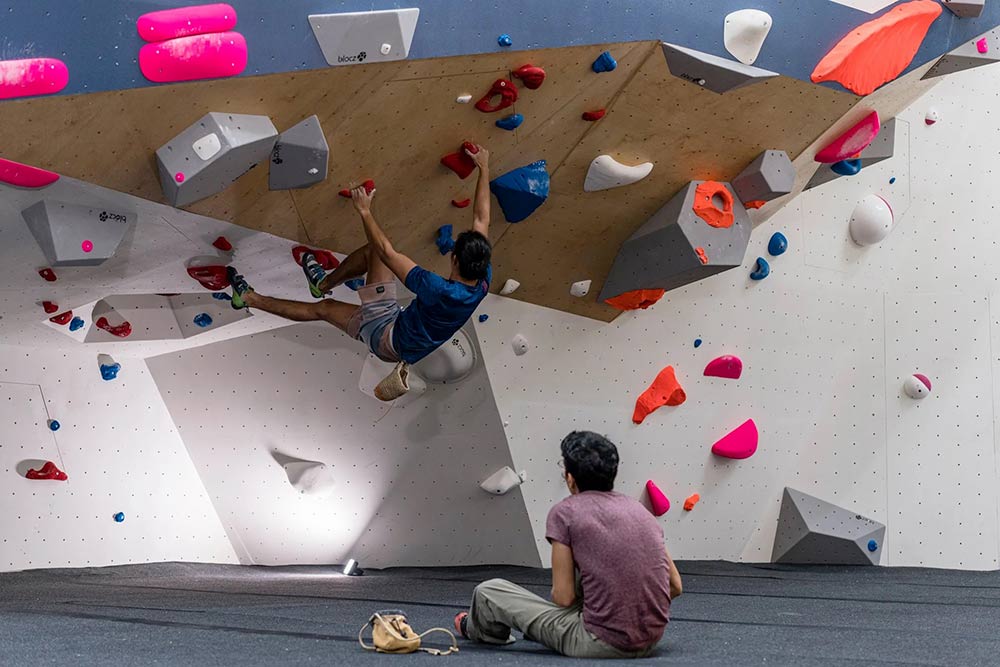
{"left": 454, "top": 430, "right": 683, "bottom": 658}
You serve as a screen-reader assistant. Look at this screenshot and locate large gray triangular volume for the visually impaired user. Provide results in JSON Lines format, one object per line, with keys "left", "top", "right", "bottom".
{"left": 22, "top": 200, "right": 134, "bottom": 267}
{"left": 805, "top": 118, "right": 897, "bottom": 191}
{"left": 923, "top": 27, "right": 1000, "bottom": 79}
{"left": 269, "top": 115, "right": 330, "bottom": 190}
{"left": 156, "top": 112, "right": 278, "bottom": 208}
{"left": 661, "top": 42, "right": 779, "bottom": 94}
{"left": 942, "top": 0, "right": 985, "bottom": 18}
{"left": 772, "top": 488, "right": 885, "bottom": 565}
{"left": 732, "top": 150, "right": 794, "bottom": 204}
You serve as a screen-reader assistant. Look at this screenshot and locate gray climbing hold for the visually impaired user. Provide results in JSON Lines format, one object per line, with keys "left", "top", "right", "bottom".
{"left": 22, "top": 200, "right": 135, "bottom": 267}
{"left": 661, "top": 42, "right": 778, "bottom": 94}
{"left": 924, "top": 27, "right": 1000, "bottom": 79}
{"left": 269, "top": 115, "right": 329, "bottom": 190}
{"left": 941, "top": 0, "right": 985, "bottom": 18}
{"left": 805, "top": 118, "right": 896, "bottom": 192}
{"left": 732, "top": 150, "right": 794, "bottom": 205}
{"left": 772, "top": 487, "right": 885, "bottom": 565}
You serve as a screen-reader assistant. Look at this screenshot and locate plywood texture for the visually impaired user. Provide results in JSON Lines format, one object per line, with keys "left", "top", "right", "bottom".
{"left": 0, "top": 41, "right": 858, "bottom": 321}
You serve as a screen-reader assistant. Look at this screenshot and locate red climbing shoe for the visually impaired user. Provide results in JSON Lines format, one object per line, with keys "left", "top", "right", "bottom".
{"left": 338, "top": 179, "right": 375, "bottom": 198}
{"left": 26, "top": 461, "right": 68, "bottom": 481}
{"left": 475, "top": 79, "right": 518, "bottom": 113}
{"left": 512, "top": 64, "right": 546, "bottom": 90}
{"left": 96, "top": 316, "right": 133, "bottom": 338}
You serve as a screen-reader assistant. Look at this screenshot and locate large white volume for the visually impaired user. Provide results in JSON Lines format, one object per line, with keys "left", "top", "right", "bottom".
{"left": 849, "top": 194, "right": 894, "bottom": 246}
{"left": 480, "top": 466, "right": 527, "bottom": 495}
{"left": 584, "top": 155, "right": 654, "bottom": 192}
{"left": 724, "top": 10, "right": 773, "bottom": 65}
{"left": 309, "top": 8, "right": 420, "bottom": 66}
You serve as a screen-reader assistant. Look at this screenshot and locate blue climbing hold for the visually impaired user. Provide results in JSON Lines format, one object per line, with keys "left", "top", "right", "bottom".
{"left": 490, "top": 160, "right": 550, "bottom": 223}
{"left": 48, "top": 419, "right": 60, "bottom": 431}
{"left": 113, "top": 512, "right": 125, "bottom": 523}
{"left": 768, "top": 232, "right": 788, "bottom": 257}
{"left": 212, "top": 292, "right": 231, "bottom": 301}
{"left": 498, "top": 34, "right": 512, "bottom": 47}
{"left": 592, "top": 50, "right": 617, "bottom": 73}
{"left": 889, "top": 177, "right": 896, "bottom": 184}
{"left": 495, "top": 113, "right": 524, "bottom": 131}
{"left": 867, "top": 539, "right": 879, "bottom": 552}
{"left": 193, "top": 313, "right": 213, "bottom": 328}
{"left": 100, "top": 363, "right": 121, "bottom": 381}
{"left": 345, "top": 278, "right": 365, "bottom": 291}
{"left": 69, "top": 317, "right": 85, "bottom": 332}
{"left": 831, "top": 158, "right": 862, "bottom": 176}
{"left": 436, "top": 225, "right": 455, "bottom": 255}
{"left": 694, "top": 338, "right": 702, "bottom": 348}
{"left": 478, "top": 314, "right": 489, "bottom": 323}
{"left": 749, "top": 257, "right": 770, "bottom": 281}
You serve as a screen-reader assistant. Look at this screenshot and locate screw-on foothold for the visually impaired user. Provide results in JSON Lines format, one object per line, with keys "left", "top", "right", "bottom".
{"left": 867, "top": 539, "right": 878, "bottom": 552}
{"left": 81, "top": 240, "right": 94, "bottom": 253}
{"left": 498, "top": 34, "right": 512, "bottom": 47}
{"left": 380, "top": 43, "right": 392, "bottom": 55}
{"left": 113, "top": 512, "right": 125, "bottom": 523}
{"left": 694, "top": 338, "right": 702, "bottom": 348}
{"left": 49, "top": 419, "right": 60, "bottom": 431}
{"left": 175, "top": 172, "right": 185, "bottom": 183}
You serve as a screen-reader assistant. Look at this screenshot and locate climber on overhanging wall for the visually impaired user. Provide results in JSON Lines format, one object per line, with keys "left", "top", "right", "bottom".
{"left": 227, "top": 144, "right": 493, "bottom": 401}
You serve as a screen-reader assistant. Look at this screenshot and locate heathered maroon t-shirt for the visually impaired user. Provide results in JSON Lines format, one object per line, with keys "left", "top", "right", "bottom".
{"left": 546, "top": 490, "right": 671, "bottom": 651}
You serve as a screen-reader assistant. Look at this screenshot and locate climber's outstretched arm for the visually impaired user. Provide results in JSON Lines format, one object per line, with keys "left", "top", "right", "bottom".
{"left": 468, "top": 144, "right": 490, "bottom": 237}
{"left": 351, "top": 186, "right": 416, "bottom": 283}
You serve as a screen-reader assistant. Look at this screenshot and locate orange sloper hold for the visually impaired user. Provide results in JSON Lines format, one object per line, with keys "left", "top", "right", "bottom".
{"left": 810, "top": 0, "right": 942, "bottom": 96}
{"left": 683, "top": 494, "right": 700, "bottom": 511}
{"left": 605, "top": 289, "right": 665, "bottom": 311}
{"left": 693, "top": 181, "right": 734, "bottom": 229}
{"left": 633, "top": 365, "right": 686, "bottom": 424}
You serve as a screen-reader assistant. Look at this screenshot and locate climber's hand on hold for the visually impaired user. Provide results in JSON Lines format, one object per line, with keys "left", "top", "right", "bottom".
{"left": 467, "top": 144, "right": 489, "bottom": 170}
{"left": 352, "top": 185, "right": 375, "bottom": 214}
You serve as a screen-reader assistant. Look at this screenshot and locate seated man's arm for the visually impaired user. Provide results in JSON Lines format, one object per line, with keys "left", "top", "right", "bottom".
{"left": 550, "top": 541, "right": 577, "bottom": 607}
{"left": 352, "top": 186, "right": 417, "bottom": 282}
{"left": 468, "top": 144, "right": 490, "bottom": 237}
{"left": 665, "top": 543, "right": 683, "bottom": 599}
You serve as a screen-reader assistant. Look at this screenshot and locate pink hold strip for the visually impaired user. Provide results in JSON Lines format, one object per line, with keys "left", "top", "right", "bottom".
{"left": 139, "top": 32, "right": 248, "bottom": 83}
{"left": 0, "top": 58, "right": 68, "bottom": 100}
{"left": 0, "top": 157, "right": 59, "bottom": 188}
{"left": 711, "top": 419, "right": 758, "bottom": 460}
{"left": 814, "top": 110, "right": 880, "bottom": 163}
{"left": 137, "top": 3, "right": 239, "bottom": 43}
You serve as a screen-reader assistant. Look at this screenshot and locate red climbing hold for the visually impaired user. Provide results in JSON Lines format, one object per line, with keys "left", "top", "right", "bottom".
{"left": 96, "top": 316, "right": 133, "bottom": 338}
{"left": 187, "top": 265, "right": 229, "bottom": 290}
{"left": 339, "top": 179, "right": 376, "bottom": 198}
{"left": 512, "top": 64, "right": 546, "bottom": 90}
{"left": 212, "top": 235, "right": 233, "bottom": 252}
{"left": 441, "top": 142, "right": 480, "bottom": 180}
{"left": 42, "top": 301, "right": 58, "bottom": 314}
{"left": 695, "top": 247, "right": 709, "bottom": 265}
{"left": 605, "top": 288, "right": 665, "bottom": 311}
{"left": 582, "top": 109, "right": 606, "bottom": 122}
{"left": 633, "top": 365, "right": 687, "bottom": 424}
{"left": 38, "top": 268, "right": 57, "bottom": 282}
{"left": 49, "top": 311, "right": 73, "bottom": 326}
{"left": 291, "top": 245, "right": 340, "bottom": 270}
{"left": 475, "top": 79, "right": 518, "bottom": 113}
{"left": 744, "top": 200, "right": 766, "bottom": 210}
{"left": 452, "top": 198, "right": 471, "bottom": 208}
{"left": 645, "top": 480, "right": 671, "bottom": 516}
{"left": 26, "top": 461, "right": 68, "bottom": 481}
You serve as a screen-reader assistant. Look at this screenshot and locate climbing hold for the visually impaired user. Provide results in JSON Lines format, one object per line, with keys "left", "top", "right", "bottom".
{"left": 269, "top": 115, "right": 329, "bottom": 191}
{"left": 81, "top": 240, "right": 94, "bottom": 253}
{"left": 495, "top": 113, "right": 524, "bottom": 131}
{"left": 175, "top": 172, "right": 185, "bottom": 183}
{"left": 744, "top": 200, "right": 766, "bottom": 210}
{"left": 711, "top": 419, "right": 758, "bottom": 459}
{"left": 99, "top": 359, "right": 121, "bottom": 381}
{"left": 49, "top": 311, "right": 72, "bottom": 326}
{"left": 291, "top": 245, "right": 340, "bottom": 271}
{"left": 42, "top": 301, "right": 58, "bottom": 314}
{"left": 480, "top": 466, "right": 527, "bottom": 495}
{"left": 137, "top": 3, "right": 237, "bottom": 42}
{"left": 695, "top": 247, "right": 709, "bottom": 265}
{"left": 380, "top": 43, "right": 392, "bottom": 56}
{"left": 582, "top": 109, "right": 606, "bottom": 122}
{"left": 511, "top": 334, "right": 529, "bottom": 356}
{"left": 570, "top": 280, "right": 592, "bottom": 298}
{"left": 26, "top": 461, "right": 68, "bottom": 481}
{"left": 732, "top": 150, "right": 795, "bottom": 205}
{"left": 338, "top": 179, "right": 375, "bottom": 198}
{"left": 441, "top": 142, "right": 479, "bottom": 180}
{"left": 633, "top": 365, "right": 686, "bottom": 424}
{"left": 605, "top": 289, "right": 666, "bottom": 311}
{"left": 661, "top": 42, "right": 779, "bottom": 93}
{"left": 704, "top": 355, "right": 743, "bottom": 380}
{"left": 584, "top": 156, "right": 654, "bottom": 192}
{"left": 511, "top": 64, "right": 546, "bottom": 89}
{"left": 942, "top": 0, "right": 986, "bottom": 18}
{"left": 849, "top": 194, "right": 893, "bottom": 246}
{"left": 645, "top": 480, "right": 670, "bottom": 516}
{"left": 749, "top": 257, "right": 770, "bottom": 281}
{"left": 723, "top": 9, "right": 773, "bottom": 65}
{"left": 773, "top": 488, "right": 884, "bottom": 565}
{"left": 0, "top": 157, "right": 59, "bottom": 188}
{"left": 23, "top": 200, "right": 134, "bottom": 268}
{"left": 187, "top": 265, "right": 229, "bottom": 291}
{"left": 815, "top": 111, "right": 880, "bottom": 163}
{"left": 924, "top": 27, "right": 1000, "bottom": 79}
{"left": 193, "top": 313, "right": 214, "bottom": 327}
{"left": 139, "top": 32, "right": 248, "bottom": 83}
{"left": 456, "top": 94, "right": 472, "bottom": 104}
{"left": 212, "top": 236, "right": 232, "bottom": 252}
{"left": 113, "top": 512, "right": 126, "bottom": 523}
{"left": 48, "top": 420, "right": 60, "bottom": 431}
{"left": 889, "top": 177, "right": 897, "bottom": 184}
{"left": 694, "top": 338, "right": 702, "bottom": 348}
{"left": 451, "top": 198, "right": 471, "bottom": 208}
{"left": 0, "top": 58, "right": 69, "bottom": 100}
{"left": 768, "top": 232, "right": 788, "bottom": 256}
{"left": 977, "top": 38, "right": 989, "bottom": 54}
{"left": 475, "top": 79, "right": 518, "bottom": 113}
{"left": 490, "top": 160, "right": 550, "bottom": 223}
{"left": 38, "top": 268, "right": 57, "bottom": 282}
{"left": 345, "top": 278, "right": 365, "bottom": 291}
{"left": 693, "top": 181, "right": 735, "bottom": 228}
{"left": 499, "top": 279, "right": 521, "bottom": 296}
{"left": 810, "top": 1, "right": 941, "bottom": 95}
{"left": 684, "top": 493, "right": 701, "bottom": 511}
{"left": 96, "top": 316, "right": 133, "bottom": 339}
{"left": 903, "top": 373, "right": 932, "bottom": 399}
{"left": 212, "top": 292, "right": 232, "bottom": 301}
{"left": 436, "top": 225, "right": 455, "bottom": 255}
{"left": 478, "top": 314, "right": 489, "bottom": 323}
{"left": 498, "top": 34, "right": 513, "bottom": 47}
{"left": 832, "top": 159, "right": 862, "bottom": 176}
{"left": 868, "top": 539, "right": 879, "bottom": 552}
{"left": 69, "top": 317, "right": 85, "bottom": 332}
{"left": 309, "top": 8, "right": 419, "bottom": 65}
{"left": 592, "top": 51, "right": 617, "bottom": 73}
{"left": 924, "top": 108, "right": 940, "bottom": 125}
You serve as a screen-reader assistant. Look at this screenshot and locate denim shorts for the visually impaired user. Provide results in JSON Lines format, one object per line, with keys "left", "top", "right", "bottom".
{"left": 346, "top": 281, "right": 401, "bottom": 363}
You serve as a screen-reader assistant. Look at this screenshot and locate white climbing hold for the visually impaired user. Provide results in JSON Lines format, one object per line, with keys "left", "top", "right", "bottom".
{"left": 511, "top": 334, "right": 529, "bottom": 356}
{"left": 583, "top": 155, "right": 654, "bottom": 192}
{"left": 456, "top": 93, "right": 473, "bottom": 104}
{"left": 283, "top": 460, "right": 336, "bottom": 495}
{"left": 849, "top": 194, "right": 893, "bottom": 246}
{"left": 903, "top": 373, "right": 932, "bottom": 399}
{"left": 925, "top": 108, "right": 941, "bottom": 125}
{"left": 570, "top": 280, "right": 592, "bottom": 297}
{"left": 480, "top": 466, "right": 527, "bottom": 495}
{"left": 380, "top": 43, "right": 392, "bottom": 55}
{"left": 308, "top": 167, "right": 319, "bottom": 175}
{"left": 499, "top": 278, "right": 521, "bottom": 296}
{"left": 724, "top": 9, "right": 773, "bottom": 65}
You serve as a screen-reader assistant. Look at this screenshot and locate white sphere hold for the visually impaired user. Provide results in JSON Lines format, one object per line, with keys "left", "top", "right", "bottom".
{"left": 849, "top": 194, "right": 893, "bottom": 246}
{"left": 413, "top": 326, "right": 477, "bottom": 384}
{"left": 903, "top": 374, "right": 932, "bottom": 399}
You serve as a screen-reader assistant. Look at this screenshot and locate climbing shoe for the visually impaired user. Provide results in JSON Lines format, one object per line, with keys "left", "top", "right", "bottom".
{"left": 300, "top": 250, "right": 327, "bottom": 298}
{"left": 227, "top": 267, "right": 253, "bottom": 310}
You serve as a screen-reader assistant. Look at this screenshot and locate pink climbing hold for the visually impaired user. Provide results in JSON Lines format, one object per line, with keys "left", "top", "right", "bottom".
{"left": 913, "top": 373, "right": 932, "bottom": 391}
{"left": 0, "top": 157, "right": 60, "bottom": 188}
{"left": 704, "top": 355, "right": 743, "bottom": 380}
{"left": 0, "top": 58, "right": 69, "bottom": 100}
{"left": 711, "top": 419, "right": 758, "bottom": 460}
{"left": 977, "top": 38, "right": 989, "bottom": 54}
{"left": 139, "top": 32, "right": 248, "bottom": 83}
{"left": 81, "top": 240, "right": 94, "bottom": 253}
{"left": 814, "top": 111, "right": 880, "bottom": 164}
{"left": 645, "top": 480, "right": 671, "bottom": 516}
{"left": 137, "top": 3, "right": 238, "bottom": 42}
{"left": 175, "top": 172, "right": 185, "bottom": 183}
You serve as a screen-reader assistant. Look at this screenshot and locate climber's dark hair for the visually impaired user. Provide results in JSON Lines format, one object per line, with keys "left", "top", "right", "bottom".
{"left": 454, "top": 230, "right": 491, "bottom": 281}
{"left": 560, "top": 431, "right": 619, "bottom": 492}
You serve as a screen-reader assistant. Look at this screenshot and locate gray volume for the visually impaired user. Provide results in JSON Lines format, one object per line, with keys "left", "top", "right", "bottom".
{"left": 661, "top": 42, "right": 779, "bottom": 94}
{"left": 772, "top": 487, "right": 885, "bottom": 566}
{"left": 269, "top": 115, "right": 330, "bottom": 190}
{"left": 805, "top": 118, "right": 897, "bottom": 191}
{"left": 22, "top": 200, "right": 134, "bottom": 267}
{"left": 732, "top": 150, "right": 795, "bottom": 204}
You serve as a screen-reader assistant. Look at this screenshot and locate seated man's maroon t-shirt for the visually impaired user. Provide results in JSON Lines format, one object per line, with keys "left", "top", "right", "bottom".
{"left": 546, "top": 490, "right": 671, "bottom": 651}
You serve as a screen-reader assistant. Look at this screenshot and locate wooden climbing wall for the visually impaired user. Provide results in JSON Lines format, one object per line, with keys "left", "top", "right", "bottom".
{"left": 0, "top": 41, "right": 859, "bottom": 321}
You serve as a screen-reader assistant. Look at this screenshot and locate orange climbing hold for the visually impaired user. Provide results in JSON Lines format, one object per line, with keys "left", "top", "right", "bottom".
{"left": 810, "top": 0, "right": 942, "bottom": 96}
{"left": 683, "top": 493, "right": 700, "bottom": 511}
{"left": 695, "top": 247, "right": 709, "bottom": 265}
{"left": 693, "top": 181, "right": 734, "bottom": 229}
{"left": 605, "top": 288, "right": 665, "bottom": 311}
{"left": 633, "top": 365, "right": 686, "bottom": 424}
{"left": 744, "top": 200, "right": 766, "bottom": 210}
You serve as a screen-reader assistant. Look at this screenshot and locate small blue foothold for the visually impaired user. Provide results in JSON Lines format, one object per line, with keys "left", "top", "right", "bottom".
{"left": 868, "top": 539, "right": 878, "bottom": 552}
{"left": 212, "top": 292, "right": 232, "bottom": 301}
{"left": 100, "top": 363, "right": 121, "bottom": 381}
{"left": 436, "top": 225, "right": 455, "bottom": 255}
{"left": 113, "top": 512, "right": 125, "bottom": 523}
{"left": 478, "top": 314, "right": 489, "bottom": 323}
{"left": 768, "top": 232, "right": 788, "bottom": 257}
{"left": 831, "top": 158, "right": 862, "bottom": 176}
{"left": 498, "top": 34, "right": 512, "bottom": 47}
{"left": 345, "top": 278, "right": 365, "bottom": 291}
{"left": 749, "top": 257, "right": 770, "bottom": 281}
{"left": 889, "top": 177, "right": 896, "bottom": 184}
{"left": 48, "top": 419, "right": 60, "bottom": 431}
{"left": 694, "top": 339, "right": 702, "bottom": 348}
{"left": 495, "top": 113, "right": 524, "bottom": 131}
{"left": 592, "top": 50, "right": 617, "bottom": 73}
{"left": 193, "top": 313, "right": 213, "bottom": 328}
{"left": 69, "top": 317, "right": 85, "bottom": 332}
